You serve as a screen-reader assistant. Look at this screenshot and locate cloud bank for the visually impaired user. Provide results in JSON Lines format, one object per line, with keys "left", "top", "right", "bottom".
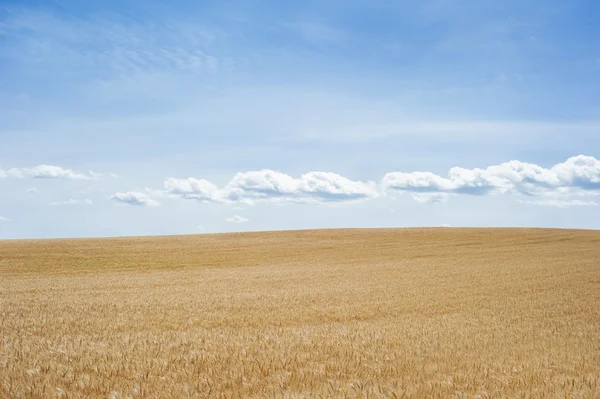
{"left": 110, "top": 155, "right": 600, "bottom": 207}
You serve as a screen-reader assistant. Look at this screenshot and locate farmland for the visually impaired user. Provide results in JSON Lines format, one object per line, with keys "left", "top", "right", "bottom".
{"left": 1, "top": 228, "right": 599, "bottom": 398}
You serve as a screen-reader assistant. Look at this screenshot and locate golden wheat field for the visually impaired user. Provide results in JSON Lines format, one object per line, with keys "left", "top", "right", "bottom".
{"left": 1, "top": 228, "right": 599, "bottom": 398}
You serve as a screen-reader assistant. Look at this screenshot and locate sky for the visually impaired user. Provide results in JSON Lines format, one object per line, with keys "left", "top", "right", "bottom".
{"left": 1, "top": 0, "right": 600, "bottom": 239}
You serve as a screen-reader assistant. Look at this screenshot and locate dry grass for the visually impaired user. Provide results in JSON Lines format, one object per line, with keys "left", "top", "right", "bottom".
{"left": 1, "top": 228, "right": 599, "bottom": 398}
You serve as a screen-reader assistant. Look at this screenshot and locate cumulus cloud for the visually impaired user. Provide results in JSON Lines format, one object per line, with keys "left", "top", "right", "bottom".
{"left": 112, "top": 155, "right": 600, "bottom": 207}
{"left": 223, "top": 170, "right": 297, "bottom": 202}
{"left": 226, "top": 215, "right": 249, "bottom": 223}
{"left": 224, "top": 170, "right": 378, "bottom": 204}
{"left": 382, "top": 155, "right": 600, "bottom": 198}
{"left": 164, "top": 177, "right": 220, "bottom": 202}
{"left": 0, "top": 165, "right": 91, "bottom": 180}
{"left": 225, "top": 169, "right": 378, "bottom": 202}
{"left": 51, "top": 199, "right": 93, "bottom": 206}
{"left": 162, "top": 170, "right": 378, "bottom": 205}
{"left": 0, "top": 216, "right": 10, "bottom": 224}
{"left": 109, "top": 192, "right": 161, "bottom": 207}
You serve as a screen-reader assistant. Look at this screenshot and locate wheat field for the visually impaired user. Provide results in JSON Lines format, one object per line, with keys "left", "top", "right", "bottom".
{"left": 1, "top": 228, "right": 599, "bottom": 398}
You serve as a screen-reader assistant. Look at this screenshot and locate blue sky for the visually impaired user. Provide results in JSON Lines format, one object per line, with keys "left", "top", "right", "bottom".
{"left": 1, "top": 0, "right": 599, "bottom": 238}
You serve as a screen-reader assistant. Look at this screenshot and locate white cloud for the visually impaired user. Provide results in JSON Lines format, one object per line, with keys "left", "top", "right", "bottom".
{"left": 552, "top": 155, "right": 600, "bottom": 190}
{"left": 224, "top": 170, "right": 298, "bottom": 202}
{"left": 302, "top": 172, "right": 378, "bottom": 201}
{"left": 113, "top": 155, "right": 600, "bottom": 208}
{"left": 162, "top": 170, "right": 378, "bottom": 205}
{"left": 0, "top": 216, "right": 10, "bottom": 224}
{"left": 517, "top": 199, "right": 598, "bottom": 208}
{"left": 223, "top": 169, "right": 378, "bottom": 204}
{"left": 164, "top": 177, "right": 220, "bottom": 202}
{"left": 25, "top": 187, "right": 37, "bottom": 194}
{"left": 50, "top": 199, "right": 93, "bottom": 206}
{"left": 382, "top": 155, "right": 600, "bottom": 198}
{"left": 226, "top": 215, "right": 249, "bottom": 223}
{"left": 1, "top": 165, "right": 91, "bottom": 180}
{"left": 109, "top": 192, "right": 161, "bottom": 207}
